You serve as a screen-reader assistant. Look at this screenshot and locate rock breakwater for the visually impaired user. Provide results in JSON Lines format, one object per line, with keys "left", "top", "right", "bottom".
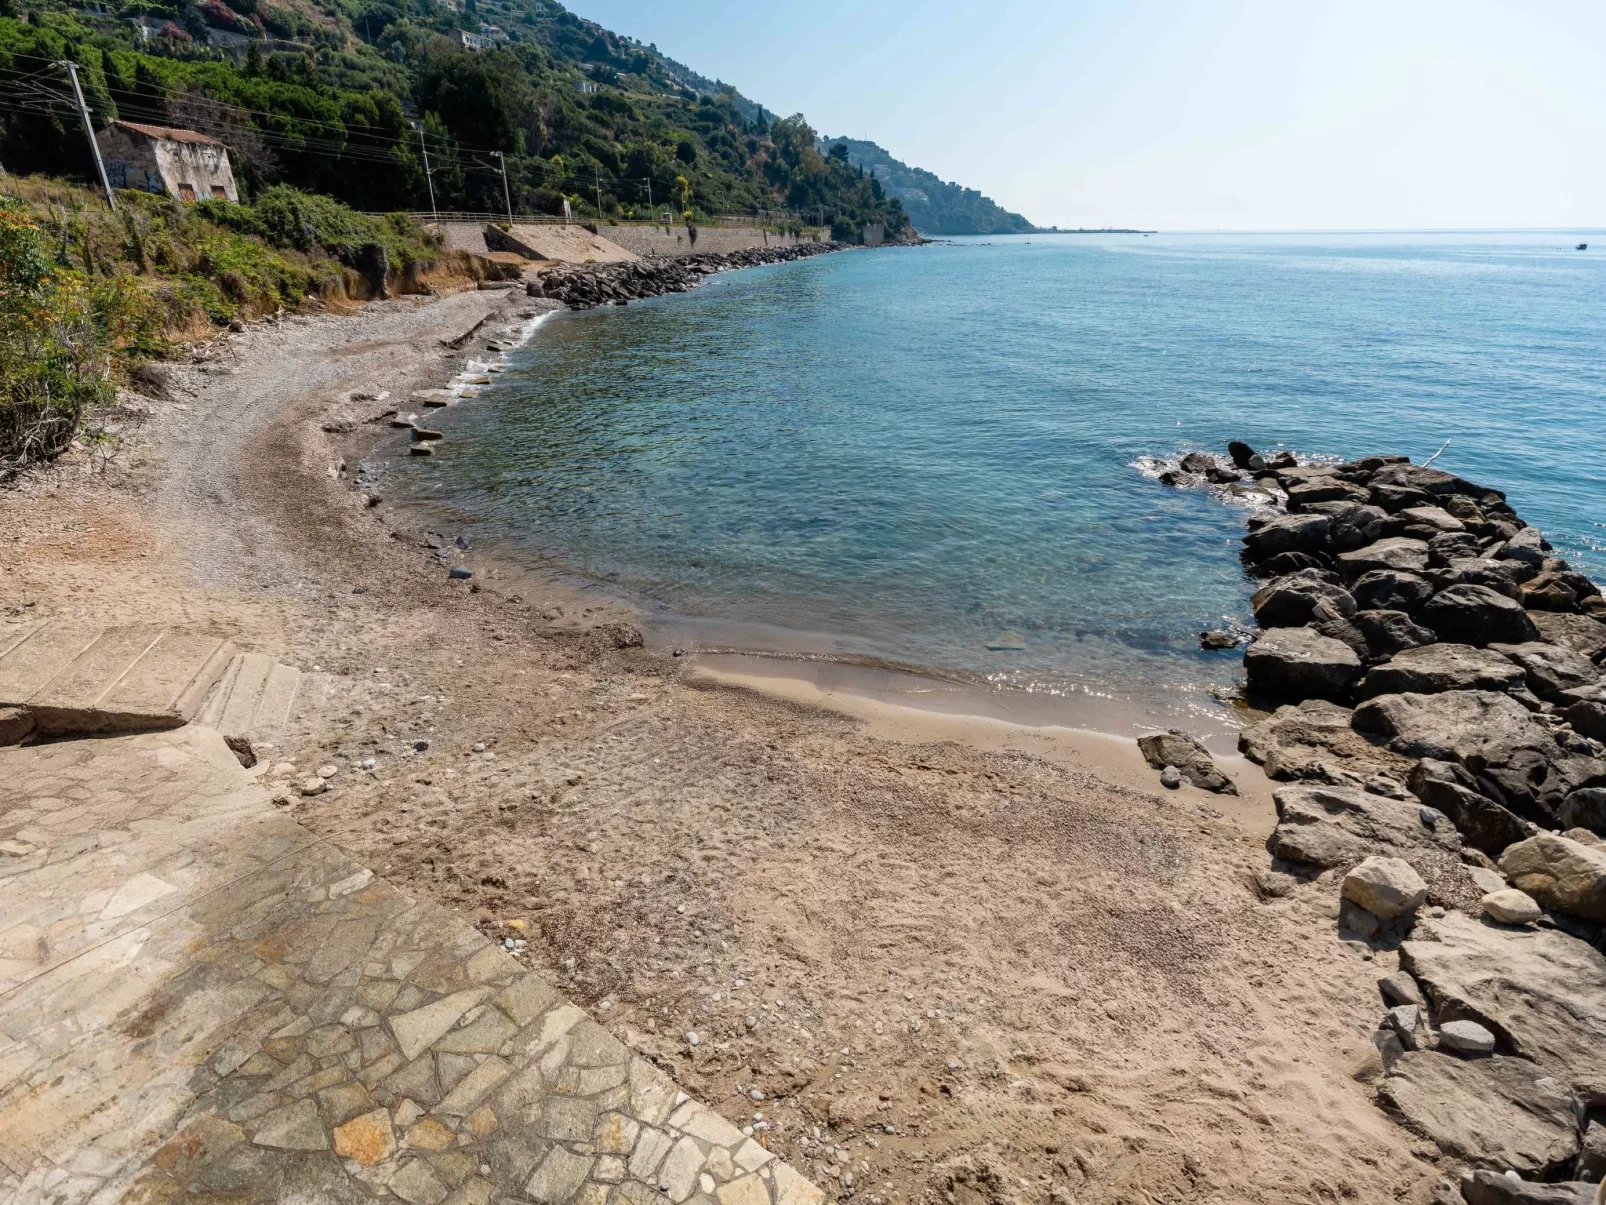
{"left": 527, "top": 243, "right": 846, "bottom": 310}
{"left": 1150, "top": 442, "right": 1606, "bottom": 1199}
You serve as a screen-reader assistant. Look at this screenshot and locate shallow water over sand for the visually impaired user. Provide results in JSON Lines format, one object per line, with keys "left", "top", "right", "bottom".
{"left": 391, "top": 232, "right": 1606, "bottom": 730}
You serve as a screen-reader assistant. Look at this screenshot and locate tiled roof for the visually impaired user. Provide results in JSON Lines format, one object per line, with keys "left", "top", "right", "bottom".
{"left": 110, "top": 119, "right": 223, "bottom": 146}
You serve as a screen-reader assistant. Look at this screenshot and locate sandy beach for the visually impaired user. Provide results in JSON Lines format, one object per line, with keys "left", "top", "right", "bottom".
{"left": 0, "top": 281, "right": 1454, "bottom": 1204}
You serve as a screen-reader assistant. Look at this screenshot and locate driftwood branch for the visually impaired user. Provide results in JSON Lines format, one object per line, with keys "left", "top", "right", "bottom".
{"left": 1421, "top": 439, "right": 1452, "bottom": 469}
{"left": 439, "top": 315, "right": 491, "bottom": 350}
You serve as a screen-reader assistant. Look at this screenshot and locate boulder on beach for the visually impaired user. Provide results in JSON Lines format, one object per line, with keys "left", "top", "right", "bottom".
{"left": 1243, "top": 512, "right": 1332, "bottom": 560}
{"left": 1499, "top": 832, "right": 1606, "bottom": 922}
{"left": 1351, "top": 569, "right": 1436, "bottom": 614}
{"left": 1342, "top": 855, "right": 1427, "bottom": 920}
{"left": 1406, "top": 759, "right": 1531, "bottom": 857}
{"left": 1351, "top": 689, "right": 1541, "bottom": 763}
{"left": 1482, "top": 887, "right": 1542, "bottom": 925}
{"left": 1135, "top": 730, "right": 1237, "bottom": 794}
{"left": 1420, "top": 583, "right": 1540, "bottom": 647}
{"left": 1427, "top": 530, "right": 1481, "bottom": 567}
{"left": 1267, "top": 782, "right": 1460, "bottom": 870}
{"left": 1238, "top": 698, "right": 1412, "bottom": 782}
{"left": 1377, "top": 1051, "right": 1582, "bottom": 1175}
{"left": 1244, "top": 626, "right": 1363, "bottom": 703}
{"left": 1560, "top": 788, "right": 1606, "bottom": 836}
{"left": 1401, "top": 909, "right": 1606, "bottom": 1106}
{"left": 1459, "top": 1171, "right": 1597, "bottom": 1205}
{"left": 1360, "top": 644, "right": 1526, "bottom": 698}
{"left": 1529, "top": 611, "right": 1606, "bottom": 665}
{"left": 1337, "top": 537, "right": 1432, "bottom": 581}
{"left": 1490, "top": 641, "right": 1601, "bottom": 703}
{"left": 1250, "top": 574, "right": 1356, "bottom": 627}
{"left": 1350, "top": 609, "right": 1436, "bottom": 662}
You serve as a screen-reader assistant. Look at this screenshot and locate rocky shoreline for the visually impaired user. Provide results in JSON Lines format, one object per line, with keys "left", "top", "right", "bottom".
{"left": 526, "top": 243, "right": 848, "bottom": 310}
{"left": 1143, "top": 442, "right": 1606, "bottom": 1202}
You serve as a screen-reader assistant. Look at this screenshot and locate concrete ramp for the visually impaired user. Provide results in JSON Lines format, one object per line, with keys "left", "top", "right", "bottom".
{"left": 485, "top": 222, "right": 639, "bottom": 264}
{"left": 0, "top": 622, "right": 236, "bottom": 735}
{"left": 196, "top": 651, "right": 303, "bottom": 744}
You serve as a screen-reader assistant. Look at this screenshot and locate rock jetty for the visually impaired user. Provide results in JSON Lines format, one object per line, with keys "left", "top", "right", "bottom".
{"left": 1161, "top": 442, "right": 1606, "bottom": 1197}
{"left": 527, "top": 243, "right": 845, "bottom": 310}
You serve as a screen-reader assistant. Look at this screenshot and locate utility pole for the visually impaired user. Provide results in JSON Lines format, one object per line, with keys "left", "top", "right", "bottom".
{"left": 593, "top": 166, "right": 602, "bottom": 221}
{"left": 644, "top": 177, "right": 651, "bottom": 222}
{"left": 58, "top": 60, "right": 115, "bottom": 211}
{"left": 493, "top": 150, "right": 511, "bottom": 221}
{"left": 414, "top": 121, "right": 437, "bottom": 221}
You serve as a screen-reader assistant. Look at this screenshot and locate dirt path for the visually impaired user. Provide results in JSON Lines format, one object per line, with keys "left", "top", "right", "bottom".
{"left": 0, "top": 286, "right": 1449, "bottom": 1204}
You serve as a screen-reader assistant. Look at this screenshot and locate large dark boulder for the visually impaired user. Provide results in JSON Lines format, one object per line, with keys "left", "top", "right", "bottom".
{"left": 1243, "top": 512, "right": 1332, "bottom": 560}
{"left": 1460, "top": 1171, "right": 1596, "bottom": 1205}
{"left": 1326, "top": 503, "right": 1394, "bottom": 552}
{"left": 1361, "top": 644, "right": 1526, "bottom": 698}
{"left": 1370, "top": 482, "right": 1440, "bottom": 513}
{"left": 1399, "top": 908, "right": 1606, "bottom": 1123}
{"left": 1337, "top": 537, "right": 1432, "bottom": 581}
{"left": 1490, "top": 642, "right": 1601, "bottom": 703}
{"left": 1351, "top": 609, "right": 1437, "bottom": 662}
{"left": 1226, "top": 439, "right": 1258, "bottom": 469}
{"left": 1370, "top": 461, "right": 1480, "bottom": 497}
{"left": 1399, "top": 505, "right": 1467, "bottom": 536}
{"left": 1496, "top": 526, "right": 1550, "bottom": 568}
{"left": 1377, "top": 1052, "right": 1582, "bottom": 1177}
{"left": 1560, "top": 788, "right": 1606, "bottom": 836}
{"left": 1407, "top": 758, "right": 1532, "bottom": 856}
{"left": 1522, "top": 571, "right": 1583, "bottom": 612}
{"left": 1421, "top": 584, "right": 1541, "bottom": 647}
{"left": 1238, "top": 698, "right": 1413, "bottom": 782}
{"left": 1286, "top": 478, "right": 1369, "bottom": 509}
{"left": 1267, "top": 783, "right": 1460, "bottom": 869}
{"left": 1465, "top": 744, "right": 1606, "bottom": 829}
{"left": 1244, "top": 627, "right": 1363, "bottom": 702}
{"left": 1353, "top": 690, "right": 1543, "bottom": 763}
{"left": 1135, "top": 730, "right": 1237, "bottom": 793}
{"left": 1528, "top": 612, "right": 1606, "bottom": 665}
{"left": 1431, "top": 558, "right": 1527, "bottom": 598}
{"left": 1562, "top": 698, "right": 1606, "bottom": 742}
{"left": 1427, "top": 531, "right": 1482, "bottom": 567}
{"left": 1352, "top": 569, "right": 1435, "bottom": 614}
{"left": 1250, "top": 574, "right": 1357, "bottom": 627}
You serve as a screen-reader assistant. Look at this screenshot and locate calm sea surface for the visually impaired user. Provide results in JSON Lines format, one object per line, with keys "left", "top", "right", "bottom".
{"left": 390, "top": 233, "right": 1606, "bottom": 727}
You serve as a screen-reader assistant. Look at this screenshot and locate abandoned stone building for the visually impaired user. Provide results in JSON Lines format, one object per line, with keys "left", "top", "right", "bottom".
{"left": 96, "top": 120, "right": 240, "bottom": 203}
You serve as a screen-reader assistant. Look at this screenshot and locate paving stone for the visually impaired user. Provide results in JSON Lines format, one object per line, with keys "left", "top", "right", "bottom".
{"left": 438, "top": 1055, "right": 512, "bottom": 1115}
{"left": 661, "top": 1136, "right": 706, "bottom": 1202}
{"left": 392, "top": 989, "right": 492, "bottom": 1060}
{"left": 525, "top": 1145, "right": 594, "bottom": 1204}
{"left": 630, "top": 1128, "right": 674, "bottom": 1181}
{"left": 717, "top": 1173, "right": 771, "bottom": 1205}
{"left": 252, "top": 1098, "right": 329, "bottom": 1150}
{"left": 733, "top": 1140, "right": 772, "bottom": 1173}
{"left": 594, "top": 1112, "right": 640, "bottom": 1155}
{"left": 333, "top": 1107, "right": 395, "bottom": 1166}
{"left": 392, "top": 1157, "right": 451, "bottom": 1205}
{"left": 408, "top": 1118, "right": 458, "bottom": 1151}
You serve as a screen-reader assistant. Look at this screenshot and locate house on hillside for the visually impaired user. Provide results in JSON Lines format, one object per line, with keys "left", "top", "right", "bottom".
{"left": 96, "top": 120, "right": 239, "bottom": 203}
{"left": 452, "top": 27, "right": 492, "bottom": 50}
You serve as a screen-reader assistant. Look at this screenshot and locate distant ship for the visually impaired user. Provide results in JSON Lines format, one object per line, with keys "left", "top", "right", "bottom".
{"left": 1579, "top": 243, "right": 1589, "bottom": 251}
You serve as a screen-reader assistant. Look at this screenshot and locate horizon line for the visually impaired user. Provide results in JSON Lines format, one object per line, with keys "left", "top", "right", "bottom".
{"left": 1021, "top": 227, "right": 1605, "bottom": 236}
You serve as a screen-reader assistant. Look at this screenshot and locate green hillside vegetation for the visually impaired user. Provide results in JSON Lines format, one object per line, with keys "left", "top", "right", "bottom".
{"left": 0, "top": 0, "right": 911, "bottom": 240}
{"left": 0, "top": 174, "right": 447, "bottom": 475}
{"left": 823, "top": 137, "right": 1034, "bottom": 236}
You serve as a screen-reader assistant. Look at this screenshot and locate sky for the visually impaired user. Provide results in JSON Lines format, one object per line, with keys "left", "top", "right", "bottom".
{"left": 566, "top": 0, "right": 1606, "bottom": 231}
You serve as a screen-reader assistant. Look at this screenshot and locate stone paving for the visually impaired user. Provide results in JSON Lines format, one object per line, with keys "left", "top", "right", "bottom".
{"left": 0, "top": 727, "right": 824, "bottom": 1205}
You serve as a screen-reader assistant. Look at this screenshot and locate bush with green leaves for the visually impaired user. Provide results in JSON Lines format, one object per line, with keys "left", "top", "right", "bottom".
{"left": 0, "top": 193, "right": 126, "bottom": 478}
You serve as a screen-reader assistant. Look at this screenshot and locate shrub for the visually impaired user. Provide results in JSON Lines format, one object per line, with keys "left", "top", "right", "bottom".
{"left": 0, "top": 194, "right": 122, "bottom": 477}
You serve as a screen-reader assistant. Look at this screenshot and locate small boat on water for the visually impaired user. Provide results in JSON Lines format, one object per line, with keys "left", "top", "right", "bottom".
{"left": 1578, "top": 243, "right": 1589, "bottom": 251}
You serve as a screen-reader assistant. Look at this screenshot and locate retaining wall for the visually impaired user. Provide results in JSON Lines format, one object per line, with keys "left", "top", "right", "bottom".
{"left": 601, "top": 224, "right": 834, "bottom": 258}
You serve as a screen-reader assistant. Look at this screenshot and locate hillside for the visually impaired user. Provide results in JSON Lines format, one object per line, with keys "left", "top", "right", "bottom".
{"left": 0, "top": 0, "right": 911, "bottom": 240}
{"left": 823, "top": 136, "right": 1035, "bottom": 236}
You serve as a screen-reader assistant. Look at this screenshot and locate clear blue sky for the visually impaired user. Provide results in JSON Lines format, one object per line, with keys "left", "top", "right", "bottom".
{"left": 566, "top": 0, "right": 1605, "bottom": 231}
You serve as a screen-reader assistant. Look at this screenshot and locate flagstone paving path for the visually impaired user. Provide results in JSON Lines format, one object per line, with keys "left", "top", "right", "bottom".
{"left": 0, "top": 727, "right": 823, "bottom": 1205}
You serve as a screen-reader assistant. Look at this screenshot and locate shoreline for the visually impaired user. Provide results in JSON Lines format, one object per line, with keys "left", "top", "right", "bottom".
{"left": 0, "top": 265, "right": 1522, "bottom": 1203}
{"left": 365, "top": 256, "right": 1258, "bottom": 755}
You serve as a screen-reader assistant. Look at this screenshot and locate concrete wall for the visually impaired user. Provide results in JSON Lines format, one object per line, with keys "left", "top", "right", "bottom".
{"left": 600, "top": 224, "right": 834, "bottom": 258}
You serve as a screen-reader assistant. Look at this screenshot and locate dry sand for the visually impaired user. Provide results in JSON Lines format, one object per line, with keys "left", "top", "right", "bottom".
{"left": 0, "top": 284, "right": 1453, "bottom": 1203}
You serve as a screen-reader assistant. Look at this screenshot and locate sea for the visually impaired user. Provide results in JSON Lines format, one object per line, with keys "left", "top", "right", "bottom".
{"left": 387, "top": 232, "right": 1606, "bottom": 734}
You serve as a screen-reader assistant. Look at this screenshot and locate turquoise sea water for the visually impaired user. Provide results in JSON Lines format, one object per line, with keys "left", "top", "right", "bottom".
{"left": 391, "top": 233, "right": 1606, "bottom": 725}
